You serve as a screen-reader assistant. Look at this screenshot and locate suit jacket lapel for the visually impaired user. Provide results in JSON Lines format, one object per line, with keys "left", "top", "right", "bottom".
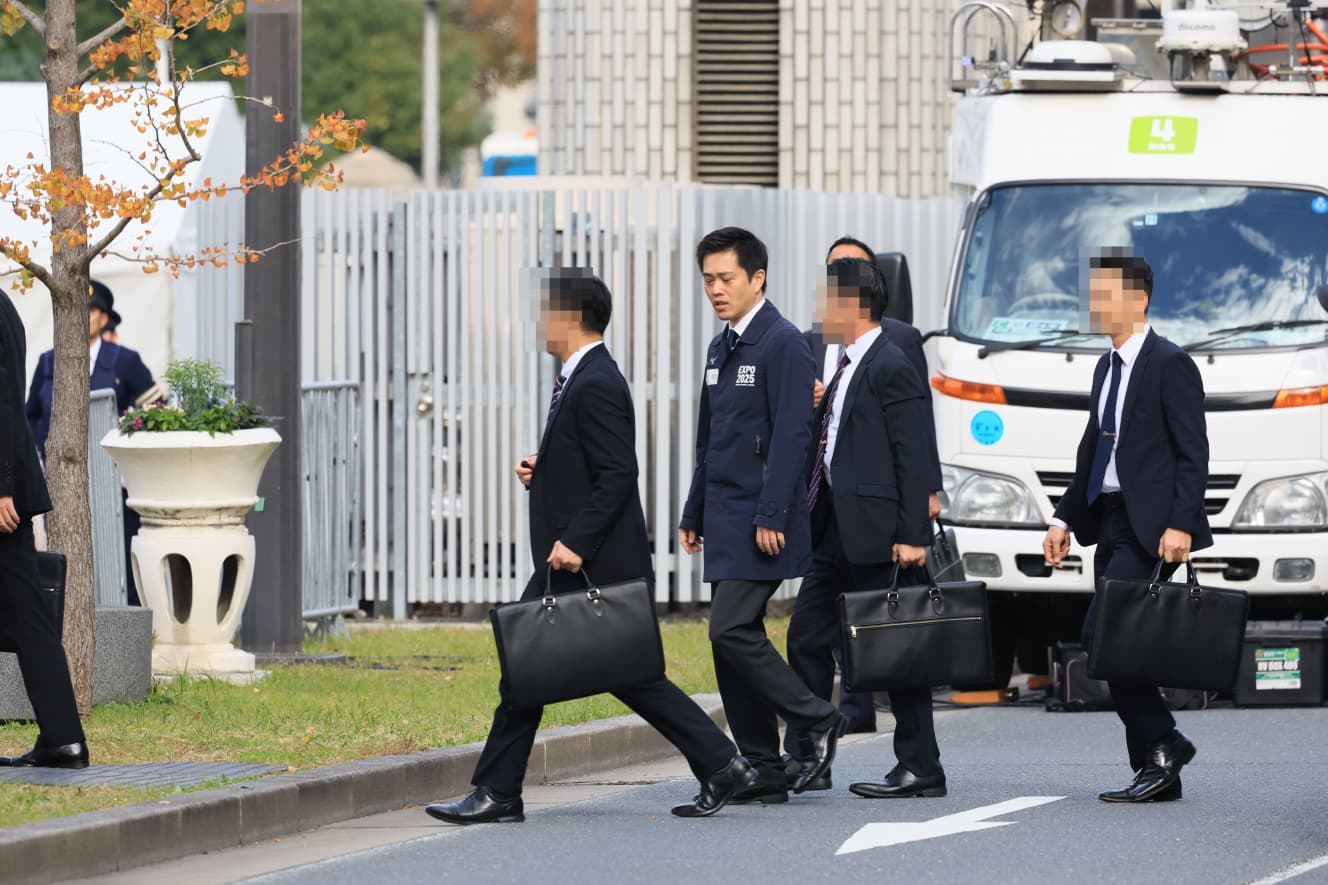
{"left": 1117, "top": 329, "right": 1155, "bottom": 440}
{"left": 537, "top": 346, "right": 608, "bottom": 458}
{"left": 836, "top": 333, "right": 887, "bottom": 437}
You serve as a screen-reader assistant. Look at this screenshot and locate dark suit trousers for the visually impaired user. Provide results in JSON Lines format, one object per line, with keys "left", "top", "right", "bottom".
{"left": 784, "top": 507, "right": 941, "bottom": 778}
{"left": 709, "top": 579, "right": 838, "bottom": 783}
{"left": 471, "top": 572, "right": 736, "bottom": 796}
{"left": 1081, "top": 500, "right": 1178, "bottom": 770}
{"left": 0, "top": 519, "right": 85, "bottom": 747}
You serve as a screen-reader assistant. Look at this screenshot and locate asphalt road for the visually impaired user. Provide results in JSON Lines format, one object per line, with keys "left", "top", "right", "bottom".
{"left": 227, "top": 704, "right": 1328, "bottom": 885}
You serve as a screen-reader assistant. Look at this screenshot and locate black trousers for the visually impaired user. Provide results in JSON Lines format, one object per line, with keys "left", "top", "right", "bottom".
{"left": 122, "top": 491, "right": 141, "bottom": 607}
{"left": 1082, "top": 498, "right": 1178, "bottom": 770}
{"left": 0, "top": 519, "right": 85, "bottom": 747}
{"left": 785, "top": 507, "right": 941, "bottom": 778}
{"left": 709, "top": 579, "right": 838, "bottom": 784}
{"left": 471, "top": 571, "right": 736, "bottom": 797}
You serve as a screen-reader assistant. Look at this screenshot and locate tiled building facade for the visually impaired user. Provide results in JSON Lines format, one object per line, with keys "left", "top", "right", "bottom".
{"left": 537, "top": 0, "right": 961, "bottom": 198}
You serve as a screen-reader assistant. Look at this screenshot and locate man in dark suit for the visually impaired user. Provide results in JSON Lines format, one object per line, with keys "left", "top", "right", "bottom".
{"left": 785, "top": 258, "right": 943, "bottom": 798}
{"left": 793, "top": 235, "right": 945, "bottom": 744}
{"left": 0, "top": 289, "right": 89, "bottom": 770}
{"left": 1043, "top": 250, "right": 1212, "bottom": 803}
{"left": 426, "top": 269, "right": 756, "bottom": 825}
{"left": 26, "top": 281, "right": 160, "bottom": 606}
{"left": 680, "top": 227, "right": 845, "bottom": 805}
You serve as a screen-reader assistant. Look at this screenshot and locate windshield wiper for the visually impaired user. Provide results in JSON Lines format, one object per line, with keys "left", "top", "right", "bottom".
{"left": 977, "top": 330, "right": 1098, "bottom": 359}
{"left": 1183, "top": 319, "right": 1328, "bottom": 353}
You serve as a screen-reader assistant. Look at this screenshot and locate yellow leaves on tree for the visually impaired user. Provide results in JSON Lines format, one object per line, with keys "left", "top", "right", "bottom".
{"left": 0, "top": 0, "right": 366, "bottom": 290}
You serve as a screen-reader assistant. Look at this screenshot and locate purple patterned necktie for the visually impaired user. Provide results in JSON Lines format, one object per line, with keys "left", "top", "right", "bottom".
{"left": 545, "top": 374, "right": 567, "bottom": 431}
{"left": 807, "top": 352, "right": 852, "bottom": 511}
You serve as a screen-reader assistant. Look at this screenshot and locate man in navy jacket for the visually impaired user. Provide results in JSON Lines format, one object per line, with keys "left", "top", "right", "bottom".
{"left": 426, "top": 269, "right": 756, "bottom": 826}
{"left": 1044, "top": 250, "right": 1212, "bottom": 803}
{"left": 680, "top": 227, "right": 845, "bottom": 803}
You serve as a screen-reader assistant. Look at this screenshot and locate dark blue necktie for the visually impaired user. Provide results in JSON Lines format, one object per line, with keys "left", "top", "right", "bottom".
{"left": 723, "top": 327, "right": 739, "bottom": 353}
{"left": 544, "top": 374, "right": 567, "bottom": 433}
{"left": 1086, "top": 352, "right": 1124, "bottom": 505}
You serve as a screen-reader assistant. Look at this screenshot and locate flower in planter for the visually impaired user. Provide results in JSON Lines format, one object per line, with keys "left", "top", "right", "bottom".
{"left": 117, "top": 359, "right": 271, "bottom": 437}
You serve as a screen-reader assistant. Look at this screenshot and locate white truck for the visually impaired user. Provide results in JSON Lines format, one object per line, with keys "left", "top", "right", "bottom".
{"left": 933, "top": 0, "right": 1328, "bottom": 682}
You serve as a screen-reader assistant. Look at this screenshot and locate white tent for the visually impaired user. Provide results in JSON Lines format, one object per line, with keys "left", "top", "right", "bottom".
{"left": 0, "top": 81, "right": 245, "bottom": 387}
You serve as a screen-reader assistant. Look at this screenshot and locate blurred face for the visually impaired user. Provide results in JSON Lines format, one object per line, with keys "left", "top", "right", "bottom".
{"left": 102, "top": 327, "right": 120, "bottom": 344}
{"left": 88, "top": 308, "right": 107, "bottom": 341}
{"left": 826, "top": 242, "right": 873, "bottom": 264}
{"left": 816, "top": 275, "right": 865, "bottom": 345}
{"left": 702, "top": 250, "right": 765, "bottom": 323}
{"left": 1088, "top": 268, "right": 1148, "bottom": 337}
{"left": 538, "top": 298, "right": 581, "bottom": 357}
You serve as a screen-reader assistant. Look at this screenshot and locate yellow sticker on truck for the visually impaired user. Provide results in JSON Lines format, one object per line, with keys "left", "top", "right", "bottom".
{"left": 1128, "top": 116, "right": 1198, "bottom": 155}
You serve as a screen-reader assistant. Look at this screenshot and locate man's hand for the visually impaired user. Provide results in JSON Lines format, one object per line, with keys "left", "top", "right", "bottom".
{"left": 0, "top": 497, "right": 18, "bottom": 534}
{"left": 547, "top": 540, "right": 584, "bottom": 573}
{"left": 514, "top": 454, "right": 538, "bottom": 489}
{"left": 892, "top": 543, "right": 927, "bottom": 567}
{"left": 928, "top": 492, "right": 941, "bottom": 520}
{"left": 1043, "top": 525, "right": 1070, "bottom": 568}
{"left": 755, "top": 526, "right": 786, "bottom": 557}
{"left": 679, "top": 528, "right": 703, "bottom": 555}
{"left": 1158, "top": 528, "right": 1192, "bottom": 564}
{"left": 812, "top": 378, "right": 826, "bottom": 409}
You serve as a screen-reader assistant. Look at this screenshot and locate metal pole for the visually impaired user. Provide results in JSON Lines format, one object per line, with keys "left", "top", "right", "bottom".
{"left": 422, "top": 0, "right": 440, "bottom": 189}
{"left": 239, "top": 0, "right": 303, "bottom": 654}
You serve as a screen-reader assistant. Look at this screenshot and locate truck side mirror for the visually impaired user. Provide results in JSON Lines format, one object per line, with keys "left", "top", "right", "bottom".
{"left": 875, "top": 252, "right": 914, "bottom": 326}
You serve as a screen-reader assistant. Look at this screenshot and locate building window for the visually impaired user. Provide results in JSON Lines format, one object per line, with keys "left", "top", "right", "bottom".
{"left": 694, "top": 0, "right": 780, "bottom": 186}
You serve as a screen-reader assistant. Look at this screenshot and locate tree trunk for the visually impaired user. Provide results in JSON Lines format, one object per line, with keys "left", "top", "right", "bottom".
{"left": 42, "top": 0, "right": 97, "bottom": 715}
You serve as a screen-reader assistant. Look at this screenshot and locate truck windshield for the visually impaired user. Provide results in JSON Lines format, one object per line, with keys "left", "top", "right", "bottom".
{"left": 953, "top": 183, "right": 1328, "bottom": 352}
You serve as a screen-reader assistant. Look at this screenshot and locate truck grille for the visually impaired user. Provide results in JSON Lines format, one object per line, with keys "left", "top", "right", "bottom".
{"left": 1036, "top": 471, "right": 1239, "bottom": 517}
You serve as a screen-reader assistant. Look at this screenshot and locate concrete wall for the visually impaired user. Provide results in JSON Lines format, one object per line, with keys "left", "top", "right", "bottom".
{"left": 538, "top": 0, "right": 964, "bottom": 197}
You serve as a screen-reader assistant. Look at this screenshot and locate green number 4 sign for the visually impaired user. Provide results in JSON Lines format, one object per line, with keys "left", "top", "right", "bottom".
{"left": 1129, "top": 116, "right": 1198, "bottom": 155}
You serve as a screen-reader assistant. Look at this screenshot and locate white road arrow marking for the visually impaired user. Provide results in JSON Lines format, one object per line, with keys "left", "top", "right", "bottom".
{"left": 836, "top": 796, "right": 1066, "bottom": 856}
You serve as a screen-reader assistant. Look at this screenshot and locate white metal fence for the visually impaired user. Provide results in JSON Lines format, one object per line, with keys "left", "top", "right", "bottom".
{"left": 186, "top": 186, "right": 963, "bottom": 611}
{"left": 89, "top": 389, "right": 127, "bottom": 607}
{"left": 301, "top": 382, "right": 362, "bottom": 624}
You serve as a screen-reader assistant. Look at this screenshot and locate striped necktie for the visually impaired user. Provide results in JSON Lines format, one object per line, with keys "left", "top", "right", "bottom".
{"left": 807, "top": 352, "right": 852, "bottom": 512}
{"left": 545, "top": 374, "right": 567, "bottom": 430}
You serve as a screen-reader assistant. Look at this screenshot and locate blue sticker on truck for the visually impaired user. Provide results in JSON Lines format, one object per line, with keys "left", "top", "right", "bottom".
{"left": 971, "top": 410, "right": 1004, "bottom": 446}
{"left": 1313, "top": 196, "right": 1328, "bottom": 215}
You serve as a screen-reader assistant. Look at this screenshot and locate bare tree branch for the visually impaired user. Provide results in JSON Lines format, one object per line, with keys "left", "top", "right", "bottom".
{"left": 0, "top": 243, "right": 55, "bottom": 291}
{"left": 76, "top": 17, "right": 127, "bottom": 58}
{"left": 5, "top": 0, "right": 45, "bottom": 35}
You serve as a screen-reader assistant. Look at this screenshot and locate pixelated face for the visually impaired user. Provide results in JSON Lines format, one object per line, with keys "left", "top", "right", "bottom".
{"left": 1088, "top": 267, "right": 1147, "bottom": 335}
{"left": 826, "top": 242, "right": 873, "bottom": 264}
{"left": 537, "top": 292, "right": 581, "bottom": 356}
{"left": 815, "top": 273, "right": 861, "bottom": 344}
{"left": 702, "top": 249, "right": 765, "bottom": 323}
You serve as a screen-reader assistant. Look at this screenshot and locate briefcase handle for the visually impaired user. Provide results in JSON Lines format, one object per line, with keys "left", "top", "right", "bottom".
{"left": 881, "top": 561, "right": 947, "bottom": 613}
{"left": 541, "top": 565, "right": 604, "bottom": 609}
{"left": 1147, "top": 559, "right": 1201, "bottom": 599}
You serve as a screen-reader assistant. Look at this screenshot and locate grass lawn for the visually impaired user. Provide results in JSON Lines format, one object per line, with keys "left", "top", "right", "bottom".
{"left": 0, "top": 615, "right": 791, "bottom": 828}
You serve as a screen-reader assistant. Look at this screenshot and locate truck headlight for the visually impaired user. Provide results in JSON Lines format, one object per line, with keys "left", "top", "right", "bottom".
{"left": 1232, "top": 473, "right": 1328, "bottom": 530}
{"left": 939, "top": 465, "right": 1042, "bottom": 527}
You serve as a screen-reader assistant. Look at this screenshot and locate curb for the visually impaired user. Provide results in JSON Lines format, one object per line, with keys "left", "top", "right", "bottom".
{"left": 0, "top": 694, "right": 728, "bottom": 884}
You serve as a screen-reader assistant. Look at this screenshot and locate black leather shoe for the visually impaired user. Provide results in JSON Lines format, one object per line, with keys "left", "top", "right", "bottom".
{"left": 843, "top": 715, "right": 877, "bottom": 735}
{"left": 783, "top": 758, "right": 831, "bottom": 792}
{"left": 729, "top": 783, "right": 790, "bottom": 805}
{"left": 1099, "top": 731, "right": 1196, "bottom": 803}
{"left": 794, "top": 715, "right": 847, "bottom": 794}
{"left": 0, "top": 742, "right": 90, "bottom": 769}
{"left": 425, "top": 787, "right": 524, "bottom": 824}
{"left": 1145, "top": 778, "right": 1182, "bottom": 802}
{"left": 671, "top": 755, "right": 759, "bottom": 817}
{"left": 850, "top": 763, "right": 947, "bottom": 799}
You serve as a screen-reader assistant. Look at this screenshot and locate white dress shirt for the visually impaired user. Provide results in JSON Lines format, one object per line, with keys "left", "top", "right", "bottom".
{"left": 824, "top": 325, "right": 882, "bottom": 484}
{"left": 89, "top": 338, "right": 102, "bottom": 377}
{"left": 559, "top": 340, "right": 604, "bottom": 381}
{"left": 821, "top": 342, "right": 842, "bottom": 384}
{"left": 1051, "top": 325, "right": 1150, "bottom": 530}
{"left": 728, "top": 298, "right": 767, "bottom": 337}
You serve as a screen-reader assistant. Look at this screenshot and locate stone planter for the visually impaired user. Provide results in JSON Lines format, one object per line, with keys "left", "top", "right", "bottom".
{"left": 101, "top": 428, "right": 281, "bottom": 682}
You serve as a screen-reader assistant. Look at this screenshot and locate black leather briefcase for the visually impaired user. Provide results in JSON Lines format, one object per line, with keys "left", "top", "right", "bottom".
{"left": 490, "top": 569, "right": 665, "bottom": 708}
{"left": 1088, "top": 561, "right": 1248, "bottom": 693}
{"left": 925, "top": 518, "right": 966, "bottom": 583}
{"left": 838, "top": 564, "right": 993, "bottom": 691}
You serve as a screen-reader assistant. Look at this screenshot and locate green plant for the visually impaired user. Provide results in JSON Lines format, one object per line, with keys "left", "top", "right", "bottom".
{"left": 118, "top": 359, "right": 271, "bottom": 436}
